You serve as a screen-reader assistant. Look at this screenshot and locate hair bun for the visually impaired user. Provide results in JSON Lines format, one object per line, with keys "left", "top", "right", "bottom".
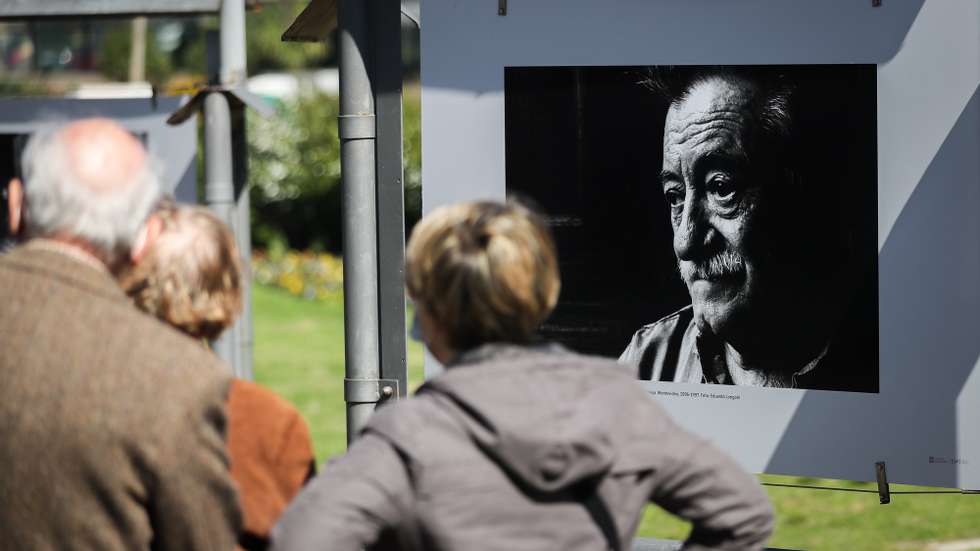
{"left": 405, "top": 200, "right": 561, "bottom": 351}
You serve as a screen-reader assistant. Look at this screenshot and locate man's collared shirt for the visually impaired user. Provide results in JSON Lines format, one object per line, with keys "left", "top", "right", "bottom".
{"left": 620, "top": 305, "right": 877, "bottom": 393}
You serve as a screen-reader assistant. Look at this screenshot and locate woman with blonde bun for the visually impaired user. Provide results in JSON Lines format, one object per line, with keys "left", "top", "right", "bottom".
{"left": 119, "top": 200, "right": 315, "bottom": 551}
{"left": 272, "top": 200, "right": 774, "bottom": 551}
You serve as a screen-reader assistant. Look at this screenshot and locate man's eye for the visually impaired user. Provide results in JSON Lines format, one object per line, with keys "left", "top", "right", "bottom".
{"left": 706, "top": 176, "right": 738, "bottom": 201}
{"left": 664, "top": 188, "right": 685, "bottom": 208}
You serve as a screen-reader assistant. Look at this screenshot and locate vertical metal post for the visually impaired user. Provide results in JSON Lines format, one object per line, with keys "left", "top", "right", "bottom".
{"left": 339, "top": 0, "right": 380, "bottom": 443}
{"left": 128, "top": 16, "right": 147, "bottom": 82}
{"left": 203, "top": 91, "right": 239, "bottom": 370}
{"left": 231, "top": 103, "right": 254, "bottom": 381}
{"left": 220, "top": 0, "right": 247, "bottom": 86}
{"left": 372, "top": 0, "right": 407, "bottom": 398}
{"left": 876, "top": 461, "right": 891, "bottom": 504}
{"left": 208, "top": 0, "right": 253, "bottom": 380}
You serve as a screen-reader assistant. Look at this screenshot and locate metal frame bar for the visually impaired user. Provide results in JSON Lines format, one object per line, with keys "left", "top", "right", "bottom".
{"left": 0, "top": 0, "right": 260, "bottom": 19}
{"left": 201, "top": 0, "right": 254, "bottom": 380}
{"left": 203, "top": 91, "right": 240, "bottom": 369}
{"left": 336, "top": 0, "right": 409, "bottom": 441}
{"left": 231, "top": 99, "right": 254, "bottom": 381}
{"left": 339, "top": 0, "right": 382, "bottom": 444}
{"left": 371, "top": 0, "right": 408, "bottom": 399}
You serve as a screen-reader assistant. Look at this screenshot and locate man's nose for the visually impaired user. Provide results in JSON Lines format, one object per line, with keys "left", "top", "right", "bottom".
{"left": 673, "top": 197, "right": 710, "bottom": 260}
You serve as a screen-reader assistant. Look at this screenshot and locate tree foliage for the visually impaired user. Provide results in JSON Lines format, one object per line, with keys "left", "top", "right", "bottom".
{"left": 248, "top": 90, "right": 422, "bottom": 252}
{"left": 246, "top": 1, "right": 330, "bottom": 74}
{"left": 98, "top": 24, "right": 174, "bottom": 86}
{"left": 89, "top": 3, "right": 330, "bottom": 90}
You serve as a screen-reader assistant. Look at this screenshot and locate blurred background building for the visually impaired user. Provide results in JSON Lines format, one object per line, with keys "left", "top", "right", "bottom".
{"left": 0, "top": 0, "right": 421, "bottom": 254}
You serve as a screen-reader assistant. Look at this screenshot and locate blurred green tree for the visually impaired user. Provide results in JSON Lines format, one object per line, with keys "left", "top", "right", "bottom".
{"left": 249, "top": 90, "right": 342, "bottom": 251}
{"left": 403, "top": 89, "right": 422, "bottom": 237}
{"left": 173, "top": 1, "right": 330, "bottom": 81}
{"left": 246, "top": 1, "right": 330, "bottom": 74}
{"left": 98, "top": 25, "right": 173, "bottom": 86}
{"left": 248, "top": 90, "right": 422, "bottom": 252}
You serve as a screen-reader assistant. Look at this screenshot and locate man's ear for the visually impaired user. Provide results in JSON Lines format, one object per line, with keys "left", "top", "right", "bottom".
{"left": 131, "top": 214, "right": 162, "bottom": 264}
{"left": 7, "top": 178, "right": 22, "bottom": 235}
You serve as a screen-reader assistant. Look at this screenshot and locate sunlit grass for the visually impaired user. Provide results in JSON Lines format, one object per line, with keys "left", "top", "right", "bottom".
{"left": 252, "top": 283, "right": 423, "bottom": 461}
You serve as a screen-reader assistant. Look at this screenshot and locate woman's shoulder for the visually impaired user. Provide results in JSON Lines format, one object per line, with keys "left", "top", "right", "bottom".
{"left": 364, "top": 395, "right": 453, "bottom": 436}
{"left": 443, "top": 342, "right": 635, "bottom": 378}
{"left": 360, "top": 394, "right": 471, "bottom": 465}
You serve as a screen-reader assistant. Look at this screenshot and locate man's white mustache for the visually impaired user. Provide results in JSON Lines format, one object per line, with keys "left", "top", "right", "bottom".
{"left": 680, "top": 250, "right": 745, "bottom": 282}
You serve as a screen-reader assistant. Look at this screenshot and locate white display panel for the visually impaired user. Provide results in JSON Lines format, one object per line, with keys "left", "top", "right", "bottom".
{"left": 421, "top": 0, "right": 980, "bottom": 488}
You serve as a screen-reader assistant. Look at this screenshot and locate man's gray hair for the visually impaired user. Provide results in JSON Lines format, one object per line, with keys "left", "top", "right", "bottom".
{"left": 640, "top": 66, "right": 797, "bottom": 162}
{"left": 20, "top": 123, "right": 162, "bottom": 259}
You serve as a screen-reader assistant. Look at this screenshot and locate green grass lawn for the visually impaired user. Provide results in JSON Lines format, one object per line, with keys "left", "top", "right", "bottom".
{"left": 252, "top": 283, "right": 424, "bottom": 460}
{"left": 253, "top": 283, "right": 980, "bottom": 551}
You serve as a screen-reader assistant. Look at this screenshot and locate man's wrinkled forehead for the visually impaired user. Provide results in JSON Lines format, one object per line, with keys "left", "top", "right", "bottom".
{"left": 664, "top": 76, "right": 757, "bottom": 147}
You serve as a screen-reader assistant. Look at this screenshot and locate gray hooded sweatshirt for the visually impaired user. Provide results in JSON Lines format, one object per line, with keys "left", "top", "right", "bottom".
{"left": 271, "top": 343, "right": 773, "bottom": 551}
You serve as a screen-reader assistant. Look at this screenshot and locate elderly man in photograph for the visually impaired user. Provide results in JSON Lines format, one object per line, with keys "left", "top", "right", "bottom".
{"left": 621, "top": 66, "right": 878, "bottom": 393}
{"left": 0, "top": 119, "right": 241, "bottom": 549}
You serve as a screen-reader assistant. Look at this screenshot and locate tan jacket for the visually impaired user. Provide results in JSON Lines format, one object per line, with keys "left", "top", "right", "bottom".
{"left": 272, "top": 343, "right": 774, "bottom": 551}
{"left": 0, "top": 242, "right": 241, "bottom": 550}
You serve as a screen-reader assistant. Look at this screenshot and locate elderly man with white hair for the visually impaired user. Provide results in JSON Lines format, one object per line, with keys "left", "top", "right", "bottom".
{"left": 0, "top": 118, "right": 241, "bottom": 550}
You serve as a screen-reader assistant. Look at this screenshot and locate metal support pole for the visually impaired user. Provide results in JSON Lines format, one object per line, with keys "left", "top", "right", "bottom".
{"left": 220, "top": 0, "right": 247, "bottom": 86}
{"left": 339, "top": 0, "right": 381, "bottom": 444}
{"left": 218, "top": 0, "right": 253, "bottom": 379}
{"left": 128, "top": 16, "right": 147, "bottom": 82}
{"left": 231, "top": 104, "right": 253, "bottom": 380}
{"left": 203, "top": 91, "right": 239, "bottom": 371}
{"left": 876, "top": 461, "right": 891, "bottom": 504}
{"left": 372, "top": 0, "right": 408, "bottom": 398}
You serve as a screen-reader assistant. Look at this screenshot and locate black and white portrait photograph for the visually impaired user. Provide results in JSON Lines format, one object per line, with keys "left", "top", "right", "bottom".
{"left": 505, "top": 64, "right": 879, "bottom": 393}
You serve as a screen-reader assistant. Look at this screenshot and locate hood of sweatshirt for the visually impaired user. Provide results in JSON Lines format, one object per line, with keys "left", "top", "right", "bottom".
{"left": 414, "top": 342, "right": 649, "bottom": 494}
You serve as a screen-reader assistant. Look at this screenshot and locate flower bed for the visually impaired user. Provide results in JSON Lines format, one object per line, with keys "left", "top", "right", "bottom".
{"left": 252, "top": 250, "right": 344, "bottom": 302}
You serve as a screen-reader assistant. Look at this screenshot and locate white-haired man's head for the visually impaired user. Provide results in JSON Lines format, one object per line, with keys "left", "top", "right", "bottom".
{"left": 12, "top": 118, "right": 161, "bottom": 267}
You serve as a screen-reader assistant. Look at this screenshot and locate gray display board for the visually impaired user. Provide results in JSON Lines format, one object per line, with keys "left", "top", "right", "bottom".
{"left": 0, "top": 96, "right": 197, "bottom": 202}
{"left": 420, "top": 0, "right": 980, "bottom": 489}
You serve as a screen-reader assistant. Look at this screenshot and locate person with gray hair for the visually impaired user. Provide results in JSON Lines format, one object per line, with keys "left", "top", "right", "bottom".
{"left": 7, "top": 120, "right": 160, "bottom": 269}
{"left": 622, "top": 66, "right": 878, "bottom": 393}
{"left": 0, "top": 118, "right": 241, "bottom": 549}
